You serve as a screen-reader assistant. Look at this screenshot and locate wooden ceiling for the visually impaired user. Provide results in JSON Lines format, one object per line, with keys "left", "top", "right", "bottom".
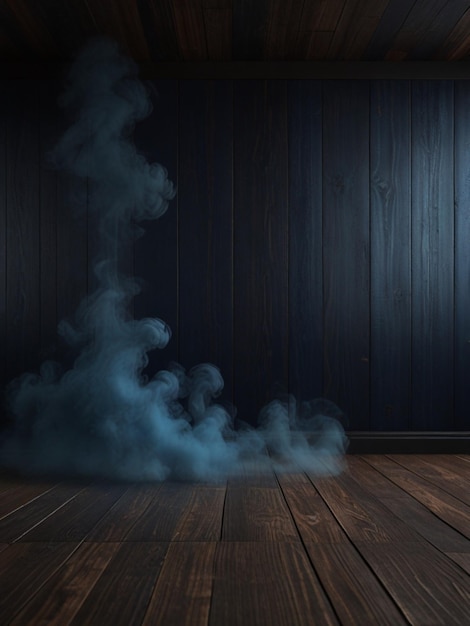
{"left": 1, "top": 0, "right": 470, "bottom": 64}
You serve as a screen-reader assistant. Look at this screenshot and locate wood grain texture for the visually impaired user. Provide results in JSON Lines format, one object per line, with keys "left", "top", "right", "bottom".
{"left": 364, "top": 455, "right": 470, "bottom": 538}
{"left": 277, "top": 471, "right": 348, "bottom": 544}
{"left": 2, "top": 74, "right": 470, "bottom": 434}
{"left": 310, "top": 467, "right": 420, "bottom": 543}
{"left": 358, "top": 540, "right": 470, "bottom": 625}
{"left": 124, "top": 481, "right": 194, "bottom": 541}
{"left": 327, "top": 0, "right": 390, "bottom": 60}
{"left": 306, "top": 542, "right": 407, "bottom": 625}
{"left": 178, "top": 80, "right": 233, "bottom": 403}
{"left": 364, "top": 0, "right": 416, "bottom": 60}
{"left": 2, "top": 0, "right": 470, "bottom": 62}
{"left": 380, "top": 495, "right": 470, "bottom": 553}
{"left": 9, "top": 541, "right": 119, "bottom": 626}
{"left": 69, "top": 542, "right": 168, "bottom": 626}
{"left": 233, "top": 80, "right": 289, "bottom": 424}
{"left": 0, "top": 457, "right": 469, "bottom": 624}
{"left": 386, "top": 0, "right": 469, "bottom": 60}
{"left": 211, "top": 541, "right": 339, "bottom": 626}
{"left": 171, "top": 485, "right": 226, "bottom": 541}
{"left": 222, "top": 485, "right": 298, "bottom": 542}
{"left": 370, "top": 80, "right": 411, "bottom": 430}
{"left": 411, "top": 80, "right": 454, "bottom": 429}
{"left": 85, "top": 483, "right": 156, "bottom": 542}
{"left": 172, "top": 0, "right": 208, "bottom": 60}
{"left": 143, "top": 541, "right": 216, "bottom": 625}
{"left": 287, "top": 80, "right": 323, "bottom": 402}
{"left": 346, "top": 456, "right": 470, "bottom": 551}
{"left": 264, "top": 0, "right": 305, "bottom": 60}
{"left": 0, "top": 480, "right": 56, "bottom": 518}
{"left": 454, "top": 79, "right": 470, "bottom": 430}
{"left": 297, "top": 0, "right": 345, "bottom": 59}
{"left": 322, "top": 80, "right": 370, "bottom": 428}
{"left": 436, "top": 7, "right": 470, "bottom": 60}
{"left": 446, "top": 552, "right": 470, "bottom": 575}
{"left": 407, "top": 0, "right": 470, "bottom": 60}
{"left": 388, "top": 454, "right": 470, "bottom": 505}
{"left": 0, "top": 541, "right": 80, "bottom": 624}
{"left": 0, "top": 481, "right": 83, "bottom": 542}
{"left": 18, "top": 483, "right": 127, "bottom": 541}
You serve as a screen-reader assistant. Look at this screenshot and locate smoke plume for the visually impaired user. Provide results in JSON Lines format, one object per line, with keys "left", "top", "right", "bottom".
{"left": 0, "top": 39, "right": 346, "bottom": 481}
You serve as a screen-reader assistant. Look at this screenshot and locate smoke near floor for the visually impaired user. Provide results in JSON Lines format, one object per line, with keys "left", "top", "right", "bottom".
{"left": 0, "top": 39, "right": 346, "bottom": 481}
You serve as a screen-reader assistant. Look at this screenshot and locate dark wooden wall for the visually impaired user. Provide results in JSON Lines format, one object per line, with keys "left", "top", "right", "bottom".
{"left": 1, "top": 78, "right": 470, "bottom": 431}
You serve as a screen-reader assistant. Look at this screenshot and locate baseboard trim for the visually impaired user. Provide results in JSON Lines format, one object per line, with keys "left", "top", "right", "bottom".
{"left": 346, "top": 432, "right": 470, "bottom": 454}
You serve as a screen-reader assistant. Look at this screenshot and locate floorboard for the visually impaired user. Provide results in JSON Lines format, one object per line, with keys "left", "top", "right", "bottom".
{"left": 143, "top": 541, "right": 216, "bottom": 625}
{"left": 210, "top": 541, "right": 339, "bottom": 625}
{"left": 0, "top": 481, "right": 58, "bottom": 518}
{"left": 364, "top": 455, "right": 470, "bottom": 538}
{"left": 9, "top": 542, "right": 119, "bottom": 626}
{"left": 0, "top": 455, "right": 469, "bottom": 624}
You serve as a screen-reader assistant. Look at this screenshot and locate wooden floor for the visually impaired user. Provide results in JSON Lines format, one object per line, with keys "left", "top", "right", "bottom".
{"left": 0, "top": 454, "right": 469, "bottom": 625}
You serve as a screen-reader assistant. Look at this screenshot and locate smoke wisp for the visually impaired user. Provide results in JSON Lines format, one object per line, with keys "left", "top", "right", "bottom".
{"left": 1, "top": 39, "right": 347, "bottom": 481}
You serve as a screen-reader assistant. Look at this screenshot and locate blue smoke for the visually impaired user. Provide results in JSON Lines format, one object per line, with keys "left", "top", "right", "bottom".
{"left": 0, "top": 39, "right": 346, "bottom": 481}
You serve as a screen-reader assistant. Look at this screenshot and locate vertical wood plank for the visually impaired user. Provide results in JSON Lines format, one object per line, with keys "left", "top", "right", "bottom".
{"left": 133, "top": 79, "right": 178, "bottom": 373}
{"left": 288, "top": 80, "right": 323, "bottom": 402}
{"left": 322, "top": 80, "right": 370, "bottom": 429}
{"left": 0, "top": 81, "right": 6, "bottom": 393}
{"left": 5, "top": 80, "right": 41, "bottom": 383}
{"left": 233, "top": 80, "right": 289, "bottom": 425}
{"left": 370, "top": 80, "right": 412, "bottom": 430}
{"left": 411, "top": 80, "right": 454, "bottom": 429}
{"left": 39, "top": 79, "right": 59, "bottom": 365}
{"left": 52, "top": 76, "right": 88, "bottom": 366}
{"left": 178, "top": 80, "right": 233, "bottom": 404}
{"left": 55, "top": 171, "right": 87, "bottom": 367}
{"left": 454, "top": 80, "right": 470, "bottom": 430}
